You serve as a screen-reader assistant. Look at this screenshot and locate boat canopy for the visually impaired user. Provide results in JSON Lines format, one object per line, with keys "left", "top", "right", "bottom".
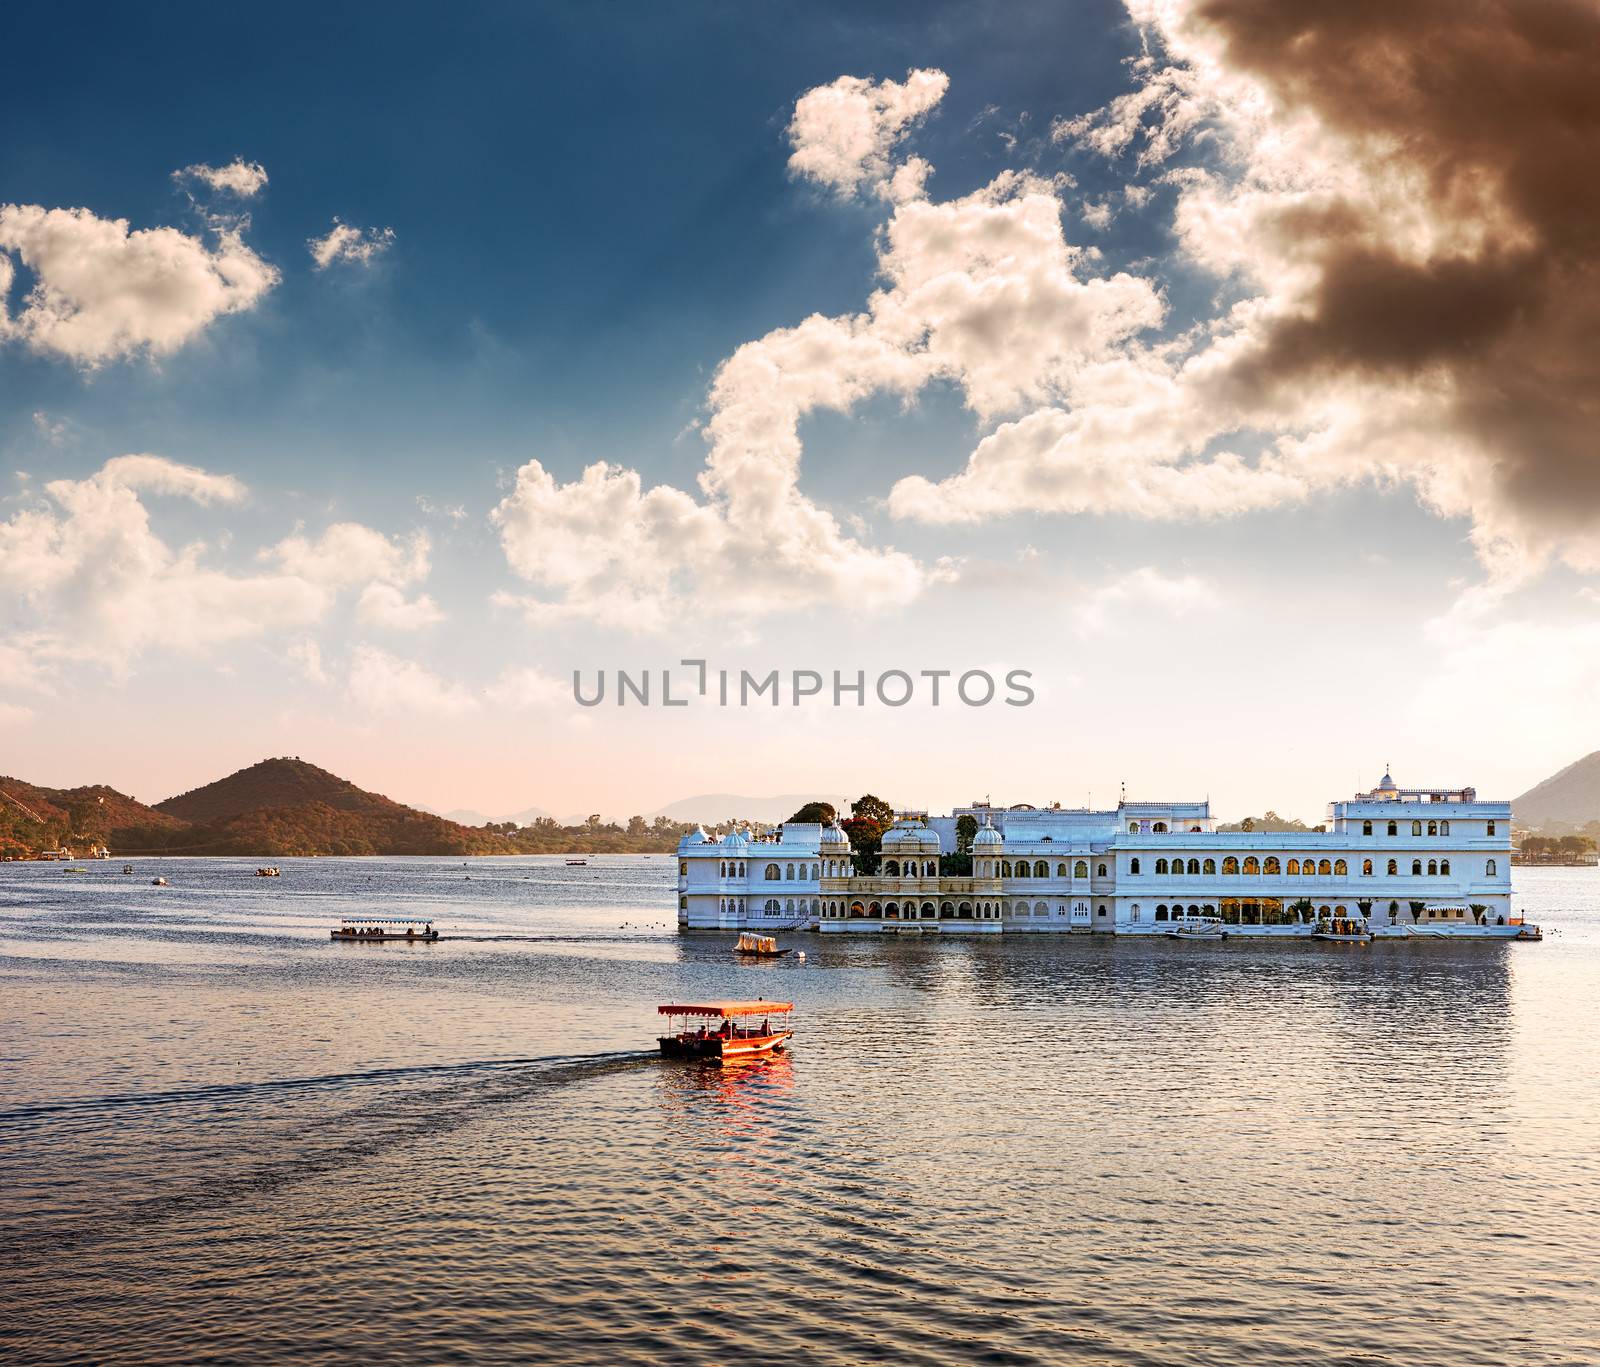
{"left": 658, "top": 1000, "right": 793, "bottom": 1018}
{"left": 340, "top": 918, "right": 434, "bottom": 925}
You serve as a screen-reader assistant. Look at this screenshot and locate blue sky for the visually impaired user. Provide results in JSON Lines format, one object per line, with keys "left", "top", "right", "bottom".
{"left": 4, "top": 1, "right": 1597, "bottom": 819}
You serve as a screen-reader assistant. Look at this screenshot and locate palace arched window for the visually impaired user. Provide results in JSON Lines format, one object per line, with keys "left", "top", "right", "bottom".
{"left": 1130, "top": 858, "right": 1141, "bottom": 875}
{"left": 785, "top": 863, "right": 795, "bottom": 879}
{"left": 1156, "top": 858, "right": 1169, "bottom": 875}
{"left": 1440, "top": 820, "right": 1450, "bottom": 835}
{"left": 764, "top": 863, "right": 780, "bottom": 880}
{"left": 1412, "top": 820, "right": 1423, "bottom": 836}
{"left": 1427, "top": 860, "right": 1437, "bottom": 876}
{"left": 1034, "top": 860, "right": 1048, "bottom": 877}
{"left": 1016, "top": 861, "right": 1031, "bottom": 878}
{"left": 1427, "top": 821, "right": 1438, "bottom": 836}
{"left": 1441, "top": 859, "right": 1450, "bottom": 875}
{"left": 1153, "top": 822, "right": 1168, "bottom": 832}
{"left": 1001, "top": 860, "right": 1012, "bottom": 876}
{"left": 1129, "top": 821, "right": 1139, "bottom": 833}
{"left": 1362, "top": 859, "right": 1373, "bottom": 876}
{"left": 1387, "top": 859, "right": 1398, "bottom": 875}
{"left": 1243, "top": 856, "right": 1260, "bottom": 875}
{"left": 1263, "top": 857, "right": 1281, "bottom": 875}
{"left": 1098, "top": 904, "right": 1107, "bottom": 917}
{"left": 1222, "top": 856, "right": 1239, "bottom": 875}
{"left": 884, "top": 859, "right": 900, "bottom": 876}
{"left": 719, "top": 862, "right": 727, "bottom": 877}
{"left": 1334, "top": 859, "right": 1347, "bottom": 875}
{"left": 1203, "top": 858, "right": 1216, "bottom": 875}
{"left": 1057, "top": 862, "right": 1068, "bottom": 877}
{"left": 1304, "top": 857, "right": 1318, "bottom": 876}
{"left": 764, "top": 898, "right": 779, "bottom": 912}
{"left": 1156, "top": 904, "right": 1169, "bottom": 920}
{"left": 1187, "top": 858, "right": 1200, "bottom": 874}
{"left": 1362, "top": 820, "right": 1372, "bottom": 836}
{"left": 1387, "top": 821, "right": 1398, "bottom": 836}
{"left": 1412, "top": 859, "right": 1422, "bottom": 875}
{"left": 1097, "top": 863, "right": 1108, "bottom": 877}
{"left": 1487, "top": 859, "right": 1497, "bottom": 875}
{"left": 811, "top": 864, "right": 819, "bottom": 879}
{"left": 1075, "top": 860, "right": 1089, "bottom": 878}
{"left": 1287, "top": 859, "right": 1300, "bottom": 876}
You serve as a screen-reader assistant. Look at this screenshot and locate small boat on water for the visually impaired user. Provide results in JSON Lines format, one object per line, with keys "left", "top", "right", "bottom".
{"left": 255, "top": 866, "right": 281, "bottom": 877}
{"left": 151, "top": 877, "right": 168, "bottom": 886}
{"left": 566, "top": 858, "right": 588, "bottom": 866}
{"left": 658, "top": 1000, "right": 793, "bottom": 1061}
{"left": 331, "top": 918, "right": 439, "bottom": 942}
{"left": 1166, "top": 915, "right": 1226, "bottom": 940}
{"left": 1314, "top": 915, "right": 1371, "bottom": 943}
{"left": 122, "top": 865, "right": 134, "bottom": 875}
{"left": 63, "top": 866, "right": 89, "bottom": 874}
{"left": 733, "top": 932, "right": 789, "bottom": 957}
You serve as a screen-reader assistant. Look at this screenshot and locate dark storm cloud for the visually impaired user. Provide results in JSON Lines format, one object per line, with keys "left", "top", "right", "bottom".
{"left": 1193, "top": 0, "right": 1600, "bottom": 525}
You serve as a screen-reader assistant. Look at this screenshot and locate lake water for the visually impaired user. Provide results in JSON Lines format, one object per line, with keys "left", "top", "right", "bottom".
{"left": 3, "top": 857, "right": 1598, "bottom": 1365}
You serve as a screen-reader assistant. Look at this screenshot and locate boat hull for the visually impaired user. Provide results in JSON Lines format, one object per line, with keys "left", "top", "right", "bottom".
{"left": 330, "top": 931, "right": 439, "bottom": 942}
{"left": 659, "top": 1030, "right": 791, "bottom": 1061}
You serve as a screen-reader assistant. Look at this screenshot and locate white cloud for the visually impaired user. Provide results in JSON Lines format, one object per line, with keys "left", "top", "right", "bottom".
{"left": 347, "top": 645, "right": 475, "bottom": 716}
{"left": 493, "top": 74, "right": 1163, "bottom": 629}
{"left": 485, "top": 666, "right": 567, "bottom": 710}
{"left": 1073, "top": 564, "right": 1216, "bottom": 634}
{"left": 0, "top": 203, "right": 278, "bottom": 366}
{"left": 356, "top": 582, "right": 444, "bottom": 630}
{"left": 286, "top": 636, "right": 327, "bottom": 685}
{"left": 309, "top": 219, "right": 395, "bottom": 269}
{"left": 787, "top": 69, "right": 949, "bottom": 200}
{"left": 271, "top": 523, "right": 429, "bottom": 587}
{"left": 173, "top": 159, "right": 269, "bottom": 198}
{"left": 0, "top": 456, "right": 325, "bottom": 667}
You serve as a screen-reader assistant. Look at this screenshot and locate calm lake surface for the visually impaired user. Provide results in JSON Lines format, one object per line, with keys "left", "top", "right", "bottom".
{"left": 3, "top": 857, "right": 1598, "bottom": 1366}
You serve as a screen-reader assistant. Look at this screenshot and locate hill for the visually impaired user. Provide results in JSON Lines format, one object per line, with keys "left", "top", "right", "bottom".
{"left": 3, "top": 757, "right": 704, "bottom": 858}
{"left": 1514, "top": 751, "right": 1600, "bottom": 829}
{"left": 157, "top": 757, "right": 393, "bottom": 824}
{"left": 646, "top": 792, "right": 851, "bottom": 825}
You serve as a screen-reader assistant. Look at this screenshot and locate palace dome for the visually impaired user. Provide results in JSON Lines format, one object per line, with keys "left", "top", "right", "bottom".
{"left": 684, "top": 826, "right": 711, "bottom": 845}
{"left": 881, "top": 818, "right": 940, "bottom": 853}
{"left": 972, "top": 817, "right": 1003, "bottom": 848}
{"left": 821, "top": 822, "right": 850, "bottom": 848}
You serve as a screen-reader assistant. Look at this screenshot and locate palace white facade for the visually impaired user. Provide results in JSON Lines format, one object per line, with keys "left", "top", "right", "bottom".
{"left": 675, "top": 773, "right": 1519, "bottom": 937}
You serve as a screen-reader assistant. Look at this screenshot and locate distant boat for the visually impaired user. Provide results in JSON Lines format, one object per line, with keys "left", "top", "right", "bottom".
{"left": 151, "top": 877, "right": 168, "bottom": 886}
{"left": 1314, "top": 915, "right": 1371, "bottom": 943}
{"left": 1166, "top": 915, "right": 1225, "bottom": 940}
{"left": 733, "top": 932, "right": 789, "bottom": 957}
{"left": 331, "top": 919, "right": 439, "bottom": 942}
{"left": 63, "top": 866, "right": 89, "bottom": 874}
{"left": 122, "top": 865, "right": 133, "bottom": 875}
{"left": 255, "top": 866, "right": 281, "bottom": 877}
{"left": 566, "top": 858, "right": 588, "bottom": 866}
{"left": 657, "top": 1000, "right": 793, "bottom": 1061}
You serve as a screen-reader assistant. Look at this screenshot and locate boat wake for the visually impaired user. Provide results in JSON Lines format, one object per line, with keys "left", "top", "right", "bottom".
{"left": 0, "top": 1050, "right": 655, "bottom": 1264}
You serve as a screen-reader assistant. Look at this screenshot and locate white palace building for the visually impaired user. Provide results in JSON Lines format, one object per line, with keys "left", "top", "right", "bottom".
{"left": 676, "top": 772, "right": 1529, "bottom": 939}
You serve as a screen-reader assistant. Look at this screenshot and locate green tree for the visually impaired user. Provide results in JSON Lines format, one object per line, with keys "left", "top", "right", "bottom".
{"left": 955, "top": 813, "right": 978, "bottom": 854}
{"left": 786, "top": 801, "right": 838, "bottom": 825}
{"left": 851, "top": 793, "right": 895, "bottom": 828}
{"left": 627, "top": 815, "right": 647, "bottom": 837}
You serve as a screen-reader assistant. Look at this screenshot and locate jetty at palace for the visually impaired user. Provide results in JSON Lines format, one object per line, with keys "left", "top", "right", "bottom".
{"left": 676, "top": 772, "right": 1531, "bottom": 939}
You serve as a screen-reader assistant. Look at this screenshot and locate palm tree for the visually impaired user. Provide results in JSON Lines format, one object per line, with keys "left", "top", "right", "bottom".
{"left": 1289, "top": 897, "right": 1314, "bottom": 925}
{"left": 1470, "top": 903, "right": 1487, "bottom": 925}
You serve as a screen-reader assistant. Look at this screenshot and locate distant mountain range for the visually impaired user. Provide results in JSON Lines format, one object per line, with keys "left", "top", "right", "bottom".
{"left": 643, "top": 793, "right": 851, "bottom": 825}
{"left": 1513, "top": 751, "right": 1600, "bottom": 830}
{"left": 0, "top": 758, "right": 700, "bottom": 858}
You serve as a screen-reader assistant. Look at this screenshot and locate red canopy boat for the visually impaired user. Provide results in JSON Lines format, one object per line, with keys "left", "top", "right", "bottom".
{"left": 657, "top": 1000, "right": 793, "bottom": 1061}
